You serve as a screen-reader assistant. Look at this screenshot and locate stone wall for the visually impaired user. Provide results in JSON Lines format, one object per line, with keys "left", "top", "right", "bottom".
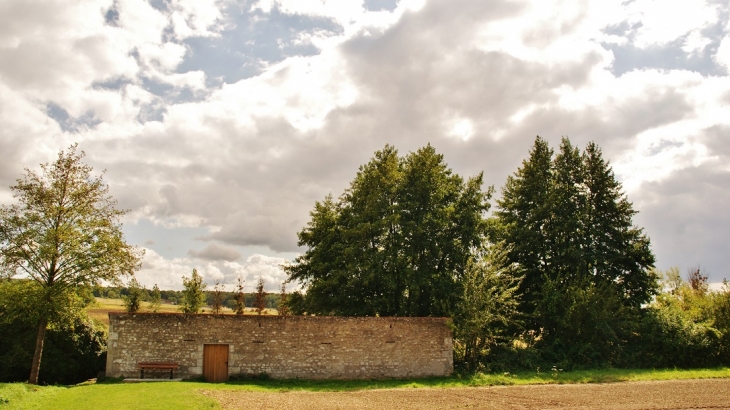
{"left": 106, "top": 313, "right": 453, "bottom": 380}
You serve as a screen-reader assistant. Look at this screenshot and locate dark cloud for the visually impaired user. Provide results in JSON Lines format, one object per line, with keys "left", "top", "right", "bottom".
{"left": 188, "top": 243, "right": 242, "bottom": 261}
{"left": 633, "top": 162, "right": 730, "bottom": 282}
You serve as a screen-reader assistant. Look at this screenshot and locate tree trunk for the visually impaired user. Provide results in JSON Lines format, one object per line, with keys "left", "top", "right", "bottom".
{"left": 29, "top": 315, "right": 48, "bottom": 384}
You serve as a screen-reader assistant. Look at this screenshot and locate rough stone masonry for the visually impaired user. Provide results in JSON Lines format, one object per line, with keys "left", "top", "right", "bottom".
{"left": 106, "top": 313, "right": 453, "bottom": 380}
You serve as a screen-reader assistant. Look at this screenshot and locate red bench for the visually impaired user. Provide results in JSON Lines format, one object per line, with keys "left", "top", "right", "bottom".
{"left": 137, "top": 362, "right": 179, "bottom": 379}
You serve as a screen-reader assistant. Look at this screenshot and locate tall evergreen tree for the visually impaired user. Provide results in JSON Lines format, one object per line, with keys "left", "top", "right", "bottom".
{"left": 494, "top": 136, "right": 553, "bottom": 324}
{"left": 581, "top": 142, "right": 656, "bottom": 307}
{"left": 286, "top": 144, "right": 490, "bottom": 317}
{"left": 494, "top": 136, "right": 656, "bottom": 363}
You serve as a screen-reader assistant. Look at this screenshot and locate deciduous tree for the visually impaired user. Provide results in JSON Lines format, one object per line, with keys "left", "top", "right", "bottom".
{"left": 122, "top": 277, "right": 143, "bottom": 313}
{"left": 0, "top": 145, "right": 142, "bottom": 384}
{"left": 211, "top": 279, "right": 223, "bottom": 315}
{"left": 233, "top": 276, "right": 245, "bottom": 315}
{"left": 180, "top": 269, "right": 206, "bottom": 314}
{"left": 278, "top": 282, "right": 290, "bottom": 316}
{"left": 254, "top": 278, "right": 267, "bottom": 315}
{"left": 453, "top": 242, "right": 521, "bottom": 372}
{"left": 148, "top": 284, "right": 161, "bottom": 312}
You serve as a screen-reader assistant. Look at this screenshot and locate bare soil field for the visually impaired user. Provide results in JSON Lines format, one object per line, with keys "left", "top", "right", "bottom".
{"left": 206, "top": 378, "right": 730, "bottom": 409}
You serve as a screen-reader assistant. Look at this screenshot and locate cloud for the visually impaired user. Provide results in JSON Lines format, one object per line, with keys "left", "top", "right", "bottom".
{"left": 2, "top": 0, "right": 730, "bottom": 287}
{"left": 136, "top": 249, "right": 288, "bottom": 291}
{"left": 716, "top": 35, "right": 730, "bottom": 72}
{"left": 187, "top": 243, "right": 242, "bottom": 261}
{"left": 634, "top": 162, "right": 730, "bottom": 281}
{"left": 624, "top": 0, "right": 718, "bottom": 48}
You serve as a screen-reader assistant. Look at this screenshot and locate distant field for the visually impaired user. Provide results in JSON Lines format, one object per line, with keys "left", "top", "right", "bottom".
{"left": 87, "top": 298, "right": 278, "bottom": 326}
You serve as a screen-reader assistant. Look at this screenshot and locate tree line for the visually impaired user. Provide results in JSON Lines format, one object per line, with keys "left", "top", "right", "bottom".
{"left": 2, "top": 140, "right": 729, "bottom": 385}
{"left": 282, "top": 138, "right": 730, "bottom": 371}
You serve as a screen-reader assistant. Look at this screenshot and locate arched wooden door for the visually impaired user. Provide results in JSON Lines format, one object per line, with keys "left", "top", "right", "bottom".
{"left": 203, "top": 344, "right": 229, "bottom": 382}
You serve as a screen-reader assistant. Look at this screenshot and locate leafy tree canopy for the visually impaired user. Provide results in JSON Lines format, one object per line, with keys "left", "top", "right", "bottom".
{"left": 180, "top": 268, "right": 206, "bottom": 314}
{"left": 286, "top": 144, "right": 492, "bottom": 317}
{"left": 0, "top": 145, "right": 143, "bottom": 384}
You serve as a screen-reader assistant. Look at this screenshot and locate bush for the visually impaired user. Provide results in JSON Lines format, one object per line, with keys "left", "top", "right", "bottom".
{"left": 0, "top": 317, "right": 107, "bottom": 384}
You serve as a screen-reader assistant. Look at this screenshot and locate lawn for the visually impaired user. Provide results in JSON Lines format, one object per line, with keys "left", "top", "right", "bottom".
{"left": 2, "top": 368, "right": 730, "bottom": 409}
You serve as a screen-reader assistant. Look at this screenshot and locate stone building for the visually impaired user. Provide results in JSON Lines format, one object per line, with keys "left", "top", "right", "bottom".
{"left": 106, "top": 313, "right": 453, "bottom": 381}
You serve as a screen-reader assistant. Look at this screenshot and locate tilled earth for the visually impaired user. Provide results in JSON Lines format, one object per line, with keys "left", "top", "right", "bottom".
{"left": 205, "top": 378, "right": 730, "bottom": 409}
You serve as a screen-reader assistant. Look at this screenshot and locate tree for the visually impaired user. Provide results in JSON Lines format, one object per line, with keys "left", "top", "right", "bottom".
{"left": 278, "top": 282, "right": 290, "bottom": 316}
{"left": 233, "top": 276, "right": 245, "bottom": 315}
{"left": 453, "top": 243, "right": 521, "bottom": 372}
{"left": 493, "top": 136, "right": 553, "bottom": 326}
{"left": 0, "top": 279, "right": 107, "bottom": 384}
{"left": 148, "top": 284, "right": 162, "bottom": 312}
{"left": 122, "top": 277, "right": 144, "bottom": 313}
{"left": 493, "top": 136, "right": 656, "bottom": 363}
{"left": 210, "top": 279, "right": 223, "bottom": 315}
{"left": 285, "top": 144, "right": 491, "bottom": 317}
{"left": 180, "top": 269, "right": 206, "bottom": 314}
{"left": 254, "top": 277, "right": 267, "bottom": 315}
{"left": 0, "top": 145, "right": 143, "bottom": 384}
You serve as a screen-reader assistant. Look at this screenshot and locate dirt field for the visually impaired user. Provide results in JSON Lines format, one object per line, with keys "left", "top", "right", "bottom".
{"left": 206, "top": 378, "right": 730, "bottom": 409}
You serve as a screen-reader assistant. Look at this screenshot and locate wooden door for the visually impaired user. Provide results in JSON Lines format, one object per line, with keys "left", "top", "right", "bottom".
{"left": 203, "top": 344, "right": 229, "bottom": 382}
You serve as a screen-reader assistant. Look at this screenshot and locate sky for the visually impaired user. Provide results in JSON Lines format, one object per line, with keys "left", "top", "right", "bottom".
{"left": 1, "top": 0, "right": 729, "bottom": 292}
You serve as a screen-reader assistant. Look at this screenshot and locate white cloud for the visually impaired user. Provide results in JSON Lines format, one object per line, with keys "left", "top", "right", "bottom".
{"left": 169, "top": 0, "right": 226, "bottom": 40}
{"left": 682, "top": 30, "right": 712, "bottom": 55}
{"left": 3, "top": 0, "right": 730, "bottom": 287}
{"left": 716, "top": 35, "right": 730, "bottom": 73}
{"left": 136, "top": 249, "right": 288, "bottom": 291}
{"left": 447, "top": 118, "right": 475, "bottom": 141}
{"left": 624, "top": 0, "right": 718, "bottom": 48}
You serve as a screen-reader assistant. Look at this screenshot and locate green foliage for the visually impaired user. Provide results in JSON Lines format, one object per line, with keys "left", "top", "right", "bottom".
{"left": 210, "top": 279, "right": 223, "bottom": 315}
{"left": 493, "top": 136, "right": 656, "bottom": 367}
{"left": 0, "top": 280, "right": 106, "bottom": 384}
{"left": 122, "top": 277, "right": 144, "bottom": 313}
{"left": 180, "top": 269, "right": 207, "bottom": 314}
{"left": 629, "top": 268, "right": 730, "bottom": 368}
{"left": 453, "top": 242, "right": 521, "bottom": 372}
{"left": 233, "top": 276, "right": 245, "bottom": 315}
{"left": 285, "top": 291, "right": 307, "bottom": 315}
{"left": 286, "top": 144, "right": 491, "bottom": 317}
{"left": 0, "top": 145, "right": 143, "bottom": 383}
{"left": 278, "top": 283, "right": 290, "bottom": 316}
{"left": 149, "top": 284, "right": 162, "bottom": 312}
{"left": 254, "top": 278, "right": 267, "bottom": 315}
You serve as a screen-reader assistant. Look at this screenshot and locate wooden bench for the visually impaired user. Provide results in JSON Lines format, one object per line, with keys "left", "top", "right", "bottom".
{"left": 137, "top": 362, "right": 179, "bottom": 379}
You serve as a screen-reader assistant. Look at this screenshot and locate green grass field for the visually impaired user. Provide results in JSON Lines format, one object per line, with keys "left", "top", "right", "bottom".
{"left": 2, "top": 368, "right": 730, "bottom": 409}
